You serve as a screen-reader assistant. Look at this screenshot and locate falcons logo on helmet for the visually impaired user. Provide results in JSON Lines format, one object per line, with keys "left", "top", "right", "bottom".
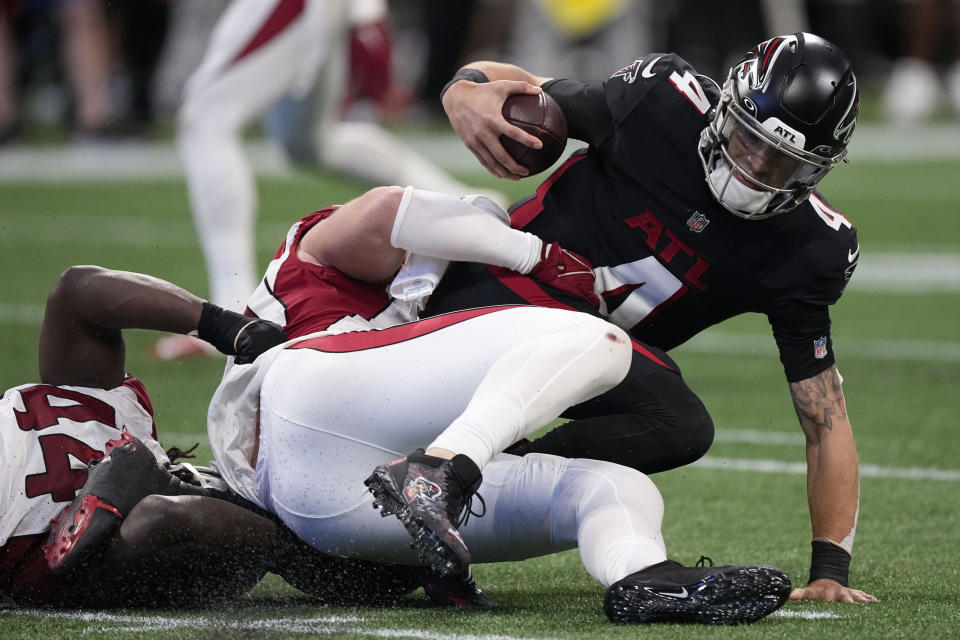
{"left": 740, "top": 35, "right": 796, "bottom": 91}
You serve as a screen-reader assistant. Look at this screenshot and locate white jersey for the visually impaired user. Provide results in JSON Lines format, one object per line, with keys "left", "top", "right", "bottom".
{"left": 208, "top": 341, "right": 291, "bottom": 507}
{"left": 0, "top": 377, "right": 165, "bottom": 549}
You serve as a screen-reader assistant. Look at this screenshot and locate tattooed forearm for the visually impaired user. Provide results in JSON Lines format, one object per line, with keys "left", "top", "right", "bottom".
{"left": 790, "top": 367, "right": 846, "bottom": 434}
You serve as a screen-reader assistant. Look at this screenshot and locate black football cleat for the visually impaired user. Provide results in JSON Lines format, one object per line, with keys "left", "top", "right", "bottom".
{"left": 365, "top": 449, "right": 481, "bottom": 576}
{"left": 44, "top": 433, "right": 200, "bottom": 574}
{"left": 604, "top": 557, "right": 791, "bottom": 625}
{"left": 423, "top": 566, "right": 497, "bottom": 609}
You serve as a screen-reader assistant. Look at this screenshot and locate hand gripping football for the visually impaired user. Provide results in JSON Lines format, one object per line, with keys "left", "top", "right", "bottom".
{"left": 499, "top": 92, "right": 568, "bottom": 175}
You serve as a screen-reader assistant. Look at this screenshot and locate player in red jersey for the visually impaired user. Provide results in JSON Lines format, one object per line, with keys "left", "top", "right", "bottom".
{"left": 0, "top": 265, "right": 294, "bottom": 606}
{"left": 432, "top": 33, "right": 875, "bottom": 603}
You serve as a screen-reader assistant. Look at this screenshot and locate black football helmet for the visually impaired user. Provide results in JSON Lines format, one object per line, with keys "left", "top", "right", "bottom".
{"left": 698, "top": 33, "right": 859, "bottom": 219}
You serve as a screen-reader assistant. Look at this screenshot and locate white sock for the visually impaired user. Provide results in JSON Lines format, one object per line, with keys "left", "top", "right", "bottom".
{"left": 428, "top": 317, "right": 631, "bottom": 468}
{"left": 573, "top": 465, "right": 667, "bottom": 587}
{"left": 390, "top": 187, "right": 542, "bottom": 273}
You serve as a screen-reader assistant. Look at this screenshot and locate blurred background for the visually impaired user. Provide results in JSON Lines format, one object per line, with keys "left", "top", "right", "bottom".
{"left": 0, "top": 0, "right": 958, "bottom": 148}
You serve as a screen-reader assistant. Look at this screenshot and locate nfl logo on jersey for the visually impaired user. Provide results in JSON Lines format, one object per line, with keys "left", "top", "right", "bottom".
{"left": 813, "top": 336, "right": 828, "bottom": 359}
{"left": 686, "top": 211, "right": 710, "bottom": 233}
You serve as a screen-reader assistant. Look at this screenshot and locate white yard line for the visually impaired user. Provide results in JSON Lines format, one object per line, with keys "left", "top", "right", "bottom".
{"left": 0, "top": 609, "right": 554, "bottom": 639}
{"left": 692, "top": 456, "right": 960, "bottom": 482}
{"left": 772, "top": 610, "right": 844, "bottom": 619}
{"left": 714, "top": 429, "right": 805, "bottom": 446}
{"left": 851, "top": 253, "right": 960, "bottom": 293}
{"left": 3, "top": 208, "right": 959, "bottom": 291}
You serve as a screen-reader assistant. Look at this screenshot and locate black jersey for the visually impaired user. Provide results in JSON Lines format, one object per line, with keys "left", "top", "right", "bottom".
{"left": 427, "top": 53, "right": 858, "bottom": 383}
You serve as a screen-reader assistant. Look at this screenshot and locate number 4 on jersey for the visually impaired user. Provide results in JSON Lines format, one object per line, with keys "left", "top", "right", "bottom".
{"left": 669, "top": 70, "right": 711, "bottom": 115}
{"left": 15, "top": 385, "right": 117, "bottom": 502}
{"left": 26, "top": 435, "right": 103, "bottom": 501}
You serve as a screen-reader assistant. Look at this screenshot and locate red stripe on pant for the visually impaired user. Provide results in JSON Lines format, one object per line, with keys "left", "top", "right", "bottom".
{"left": 289, "top": 306, "right": 522, "bottom": 353}
{"left": 230, "top": 0, "right": 306, "bottom": 67}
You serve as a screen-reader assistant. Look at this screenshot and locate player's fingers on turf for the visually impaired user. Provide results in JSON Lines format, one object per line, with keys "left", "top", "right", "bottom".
{"left": 815, "top": 586, "right": 878, "bottom": 604}
{"left": 835, "top": 586, "right": 878, "bottom": 603}
{"left": 851, "top": 589, "right": 878, "bottom": 603}
{"left": 790, "top": 584, "right": 852, "bottom": 603}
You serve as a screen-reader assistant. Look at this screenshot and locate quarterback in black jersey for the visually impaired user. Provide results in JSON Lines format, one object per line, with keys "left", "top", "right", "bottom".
{"left": 431, "top": 33, "right": 875, "bottom": 604}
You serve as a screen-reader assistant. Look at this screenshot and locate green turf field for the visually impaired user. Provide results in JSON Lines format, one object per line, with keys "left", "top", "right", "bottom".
{"left": 0, "top": 145, "right": 958, "bottom": 639}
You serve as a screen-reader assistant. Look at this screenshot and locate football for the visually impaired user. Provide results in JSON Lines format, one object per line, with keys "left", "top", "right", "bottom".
{"left": 499, "top": 92, "right": 568, "bottom": 175}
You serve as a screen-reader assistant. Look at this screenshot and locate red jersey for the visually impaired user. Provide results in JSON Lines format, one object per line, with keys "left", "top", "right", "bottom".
{"left": 245, "top": 208, "right": 414, "bottom": 337}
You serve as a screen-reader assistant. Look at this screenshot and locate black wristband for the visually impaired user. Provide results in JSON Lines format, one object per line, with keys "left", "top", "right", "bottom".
{"left": 196, "top": 301, "right": 241, "bottom": 356}
{"left": 440, "top": 68, "right": 490, "bottom": 101}
{"left": 808, "top": 540, "right": 851, "bottom": 586}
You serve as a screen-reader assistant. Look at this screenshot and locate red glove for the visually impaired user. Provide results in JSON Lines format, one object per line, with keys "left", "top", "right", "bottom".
{"left": 349, "top": 20, "right": 392, "bottom": 103}
{"left": 529, "top": 242, "right": 601, "bottom": 308}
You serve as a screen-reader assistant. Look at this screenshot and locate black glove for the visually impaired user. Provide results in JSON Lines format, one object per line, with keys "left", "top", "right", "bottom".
{"left": 197, "top": 302, "right": 287, "bottom": 364}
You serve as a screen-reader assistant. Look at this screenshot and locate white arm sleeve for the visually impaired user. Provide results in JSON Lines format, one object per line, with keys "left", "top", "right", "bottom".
{"left": 390, "top": 187, "right": 543, "bottom": 274}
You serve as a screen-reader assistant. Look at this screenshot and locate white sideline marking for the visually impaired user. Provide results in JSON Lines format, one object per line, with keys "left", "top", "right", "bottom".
{"left": 0, "top": 123, "right": 957, "bottom": 184}
{"left": 715, "top": 430, "right": 960, "bottom": 483}
{"left": 693, "top": 456, "right": 960, "bottom": 482}
{"left": 0, "top": 212, "right": 291, "bottom": 251}
{"left": 0, "top": 610, "right": 551, "bottom": 639}
{"left": 772, "top": 610, "right": 844, "bottom": 620}
{"left": 715, "top": 429, "right": 804, "bottom": 446}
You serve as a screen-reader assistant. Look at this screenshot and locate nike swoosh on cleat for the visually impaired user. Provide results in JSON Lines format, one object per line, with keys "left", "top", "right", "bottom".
{"left": 642, "top": 56, "right": 662, "bottom": 78}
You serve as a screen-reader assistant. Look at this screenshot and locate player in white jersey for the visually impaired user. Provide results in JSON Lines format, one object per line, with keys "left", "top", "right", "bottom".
{"left": 0, "top": 265, "right": 287, "bottom": 606}
{"left": 168, "top": 0, "right": 505, "bottom": 351}
{"left": 207, "top": 186, "right": 794, "bottom": 624}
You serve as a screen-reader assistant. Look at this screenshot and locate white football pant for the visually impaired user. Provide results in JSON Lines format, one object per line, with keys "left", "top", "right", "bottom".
{"left": 255, "top": 306, "right": 667, "bottom": 586}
